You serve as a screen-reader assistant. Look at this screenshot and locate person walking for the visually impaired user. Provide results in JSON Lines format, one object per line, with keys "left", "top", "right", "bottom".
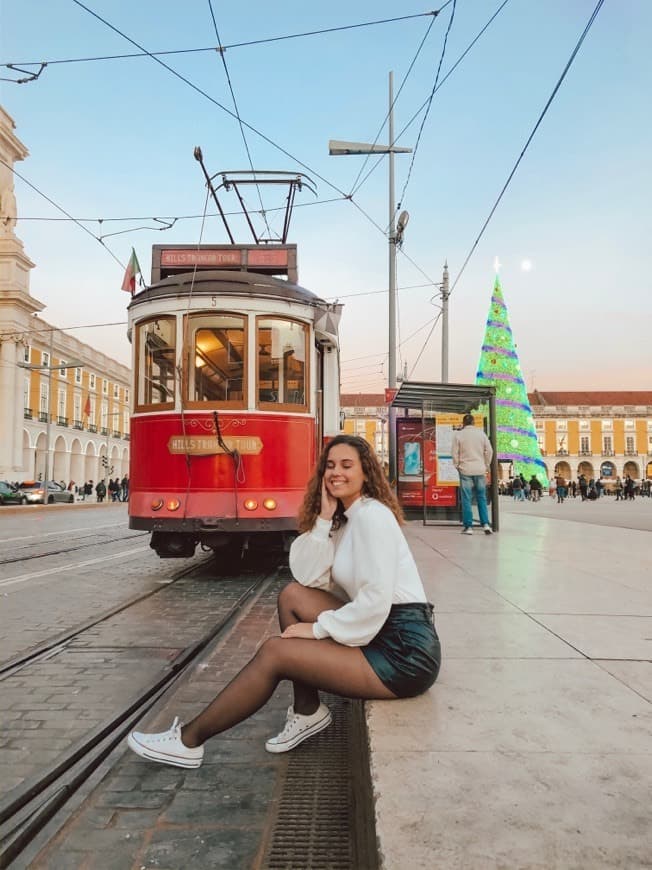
{"left": 451, "top": 414, "right": 494, "bottom": 535}
{"left": 95, "top": 479, "right": 106, "bottom": 503}
{"left": 512, "top": 475, "right": 524, "bottom": 502}
{"left": 126, "top": 434, "right": 441, "bottom": 768}
{"left": 578, "top": 474, "right": 588, "bottom": 501}
{"left": 555, "top": 473, "right": 567, "bottom": 503}
{"left": 615, "top": 477, "right": 624, "bottom": 501}
{"left": 529, "top": 475, "right": 542, "bottom": 502}
{"left": 121, "top": 475, "right": 129, "bottom": 502}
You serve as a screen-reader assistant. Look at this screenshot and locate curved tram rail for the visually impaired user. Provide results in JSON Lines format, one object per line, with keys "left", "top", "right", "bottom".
{"left": 0, "top": 566, "right": 280, "bottom": 868}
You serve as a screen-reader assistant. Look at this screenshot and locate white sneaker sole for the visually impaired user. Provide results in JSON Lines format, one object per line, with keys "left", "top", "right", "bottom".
{"left": 265, "top": 710, "right": 332, "bottom": 754}
{"left": 127, "top": 732, "right": 203, "bottom": 769}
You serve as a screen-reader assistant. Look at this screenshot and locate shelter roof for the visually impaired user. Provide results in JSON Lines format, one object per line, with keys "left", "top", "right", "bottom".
{"left": 391, "top": 381, "right": 495, "bottom": 414}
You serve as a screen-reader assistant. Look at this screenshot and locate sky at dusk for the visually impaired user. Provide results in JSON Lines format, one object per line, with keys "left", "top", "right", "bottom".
{"left": 1, "top": 0, "right": 650, "bottom": 392}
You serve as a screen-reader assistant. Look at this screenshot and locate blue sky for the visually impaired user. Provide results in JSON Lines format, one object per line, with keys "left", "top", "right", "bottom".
{"left": 1, "top": 0, "right": 650, "bottom": 391}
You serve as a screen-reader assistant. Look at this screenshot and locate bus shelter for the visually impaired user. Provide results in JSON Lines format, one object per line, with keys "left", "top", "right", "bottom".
{"left": 390, "top": 381, "right": 499, "bottom": 530}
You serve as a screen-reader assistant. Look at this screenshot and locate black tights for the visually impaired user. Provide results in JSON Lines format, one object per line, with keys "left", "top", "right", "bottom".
{"left": 182, "top": 582, "right": 395, "bottom": 748}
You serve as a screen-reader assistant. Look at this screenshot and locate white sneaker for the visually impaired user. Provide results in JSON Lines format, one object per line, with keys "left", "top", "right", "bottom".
{"left": 483, "top": 524, "right": 493, "bottom": 535}
{"left": 265, "top": 703, "right": 332, "bottom": 754}
{"left": 127, "top": 717, "right": 204, "bottom": 769}
{"left": 462, "top": 527, "right": 473, "bottom": 535}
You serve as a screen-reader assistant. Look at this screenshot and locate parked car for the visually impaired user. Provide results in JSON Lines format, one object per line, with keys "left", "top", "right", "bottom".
{"left": 18, "top": 480, "right": 74, "bottom": 505}
{"left": 0, "top": 480, "right": 28, "bottom": 505}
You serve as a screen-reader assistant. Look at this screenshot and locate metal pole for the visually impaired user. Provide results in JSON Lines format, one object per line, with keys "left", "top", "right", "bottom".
{"left": 388, "top": 70, "right": 397, "bottom": 485}
{"left": 43, "top": 329, "right": 54, "bottom": 483}
{"left": 441, "top": 261, "right": 450, "bottom": 383}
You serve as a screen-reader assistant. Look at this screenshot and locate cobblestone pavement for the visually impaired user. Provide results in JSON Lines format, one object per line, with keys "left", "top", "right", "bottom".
{"left": 2, "top": 566, "right": 267, "bottom": 793}
{"left": 31, "top": 574, "right": 299, "bottom": 870}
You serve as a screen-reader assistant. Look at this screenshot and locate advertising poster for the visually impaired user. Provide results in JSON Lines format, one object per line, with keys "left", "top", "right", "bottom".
{"left": 396, "top": 418, "right": 457, "bottom": 508}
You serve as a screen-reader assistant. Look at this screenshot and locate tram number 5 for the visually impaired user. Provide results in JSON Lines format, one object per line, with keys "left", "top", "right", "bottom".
{"left": 211, "top": 296, "right": 217, "bottom": 307}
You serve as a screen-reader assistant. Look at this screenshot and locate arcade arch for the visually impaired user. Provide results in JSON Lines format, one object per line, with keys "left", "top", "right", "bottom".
{"left": 554, "top": 461, "right": 571, "bottom": 479}
{"left": 577, "top": 461, "right": 594, "bottom": 479}
{"left": 623, "top": 460, "right": 639, "bottom": 479}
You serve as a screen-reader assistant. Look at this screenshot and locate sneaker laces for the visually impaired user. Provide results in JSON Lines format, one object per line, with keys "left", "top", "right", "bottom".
{"left": 276, "top": 708, "right": 301, "bottom": 740}
{"left": 150, "top": 717, "right": 180, "bottom": 744}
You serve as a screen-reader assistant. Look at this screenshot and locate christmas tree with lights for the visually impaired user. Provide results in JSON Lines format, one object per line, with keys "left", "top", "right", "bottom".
{"left": 476, "top": 275, "right": 548, "bottom": 484}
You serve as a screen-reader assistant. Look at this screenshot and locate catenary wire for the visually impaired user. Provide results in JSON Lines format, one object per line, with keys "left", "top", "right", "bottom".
{"left": 1, "top": 11, "right": 442, "bottom": 70}
{"left": 395, "top": 0, "right": 457, "bottom": 215}
{"left": 407, "top": 0, "right": 607, "bottom": 379}
{"left": 350, "top": 0, "right": 512, "bottom": 198}
{"left": 206, "top": 0, "right": 274, "bottom": 241}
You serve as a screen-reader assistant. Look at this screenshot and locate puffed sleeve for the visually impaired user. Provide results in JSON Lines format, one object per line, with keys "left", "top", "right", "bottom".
{"left": 289, "top": 517, "right": 335, "bottom": 590}
{"left": 313, "top": 505, "right": 397, "bottom": 646}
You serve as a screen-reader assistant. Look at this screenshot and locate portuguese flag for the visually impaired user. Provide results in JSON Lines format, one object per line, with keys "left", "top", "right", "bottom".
{"left": 121, "top": 248, "right": 141, "bottom": 295}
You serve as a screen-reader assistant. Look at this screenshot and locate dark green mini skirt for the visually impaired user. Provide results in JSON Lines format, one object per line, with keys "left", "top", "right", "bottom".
{"left": 362, "top": 602, "right": 441, "bottom": 698}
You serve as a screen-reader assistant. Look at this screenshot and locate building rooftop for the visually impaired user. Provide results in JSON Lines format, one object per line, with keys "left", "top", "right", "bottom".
{"left": 528, "top": 390, "right": 652, "bottom": 406}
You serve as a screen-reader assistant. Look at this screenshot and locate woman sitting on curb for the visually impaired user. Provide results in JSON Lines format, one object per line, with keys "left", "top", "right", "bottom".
{"left": 127, "top": 434, "right": 441, "bottom": 768}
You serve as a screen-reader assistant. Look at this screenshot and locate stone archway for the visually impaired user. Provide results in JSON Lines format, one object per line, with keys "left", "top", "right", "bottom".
{"left": 600, "top": 460, "right": 616, "bottom": 480}
{"left": 70, "top": 438, "right": 84, "bottom": 487}
{"left": 577, "top": 461, "right": 594, "bottom": 480}
{"left": 34, "top": 431, "right": 47, "bottom": 480}
{"left": 84, "top": 442, "right": 97, "bottom": 489}
{"left": 623, "top": 460, "right": 639, "bottom": 479}
{"left": 22, "top": 429, "right": 35, "bottom": 481}
{"left": 646, "top": 461, "right": 652, "bottom": 480}
{"left": 554, "top": 461, "right": 571, "bottom": 479}
{"left": 52, "top": 434, "right": 68, "bottom": 484}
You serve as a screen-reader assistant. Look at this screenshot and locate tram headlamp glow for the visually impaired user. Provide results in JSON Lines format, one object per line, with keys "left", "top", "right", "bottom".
{"left": 151, "top": 498, "right": 164, "bottom": 511}
{"left": 243, "top": 498, "right": 258, "bottom": 511}
{"left": 166, "top": 498, "right": 181, "bottom": 512}
{"left": 263, "top": 498, "right": 277, "bottom": 511}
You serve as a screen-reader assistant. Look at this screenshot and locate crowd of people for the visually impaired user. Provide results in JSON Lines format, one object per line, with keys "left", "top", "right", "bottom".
{"left": 499, "top": 472, "right": 651, "bottom": 502}
{"left": 74, "top": 476, "right": 129, "bottom": 502}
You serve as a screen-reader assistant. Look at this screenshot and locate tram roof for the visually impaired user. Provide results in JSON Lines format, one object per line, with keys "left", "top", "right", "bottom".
{"left": 391, "top": 381, "right": 496, "bottom": 414}
{"left": 129, "top": 269, "right": 326, "bottom": 308}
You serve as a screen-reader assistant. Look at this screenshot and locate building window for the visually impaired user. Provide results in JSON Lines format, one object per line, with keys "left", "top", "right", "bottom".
{"left": 601, "top": 419, "right": 612, "bottom": 431}
{"left": 40, "top": 382, "right": 48, "bottom": 414}
{"left": 603, "top": 436, "right": 613, "bottom": 454}
{"left": 24, "top": 345, "right": 30, "bottom": 363}
{"left": 580, "top": 436, "right": 590, "bottom": 453}
{"left": 58, "top": 389, "right": 66, "bottom": 419}
{"left": 626, "top": 436, "right": 635, "bottom": 454}
{"left": 42, "top": 351, "right": 50, "bottom": 368}
{"left": 123, "top": 412, "right": 130, "bottom": 436}
{"left": 74, "top": 394, "right": 81, "bottom": 423}
{"left": 125, "top": 388, "right": 130, "bottom": 403}
{"left": 579, "top": 420, "right": 590, "bottom": 431}
{"left": 24, "top": 377, "right": 30, "bottom": 410}
{"left": 89, "top": 373, "right": 96, "bottom": 390}
{"left": 101, "top": 402, "right": 108, "bottom": 430}
{"left": 102, "top": 378, "right": 108, "bottom": 395}
{"left": 624, "top": 419, "right": 635, "bottom": 431}
{"left": 355, "top": 419, "right": 367, "bottom": 435}
{"left": 59, "top": 361, "right": 67, "bottom": 379}
{"left": 537, "top": 434, "right": 545, "bottom": 453}
{"left": 75, "top": 367, "right": 82, "bottom": 384}
{"left": 113, "top": 384, "right": 119, "bottom": 399}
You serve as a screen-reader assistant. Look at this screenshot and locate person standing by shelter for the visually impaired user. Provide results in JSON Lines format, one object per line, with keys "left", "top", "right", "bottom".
{"left": 451, "top": 414, "right": 493, "bottom": 535}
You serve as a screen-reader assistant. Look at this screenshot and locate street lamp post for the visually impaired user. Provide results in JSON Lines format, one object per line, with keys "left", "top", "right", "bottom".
{"left": 329, "top": 71, "right": 412, "bottom": 484}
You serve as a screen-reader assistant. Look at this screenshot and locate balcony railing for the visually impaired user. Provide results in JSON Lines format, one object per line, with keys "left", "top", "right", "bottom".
{"left": 24, "top": 407, "right": 32, "bottom": 419}
{"left": 73, "top": 420, "right": 84, "bottom": 430}
{"left": 112, "top": 429, "right": 121, "bottom": 438}
{"left": 39, "top": 412, "right": 49, "bottom": 423}
{"left": 124, "top": 433, "right": 130, "bottom": 441}
{"left": 579, "top": 450, "right": 593, "bottom": 456}
{"left": 601, "top": 449, "right": 615, "bottom": 456}
{"left": 56, "top": 416, "right": 69, "bottom": 426}
{"left": 624, "top": 450, "right": 638, "bottom": 456}
{"left": 100, "top": 427, "right": 109, "bottom": 436}
{"left": 555, "top": 450, "right": 568, "bottom": 455}
{"left": 88, "top": 423, "right": 97, "bottom": 433}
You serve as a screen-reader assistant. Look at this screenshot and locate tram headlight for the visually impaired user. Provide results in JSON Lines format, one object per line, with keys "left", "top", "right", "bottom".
{"left": 151, "top": 498, "right": 164, "bottom": 511}
{"left": 166, "top": 498, "right": 181, "bottom": 511}
{"left": 263, "top": 498, "right": 277, "bottom": 511}
{"left": 243, "top": 498, "right": 258, "bottom": 511}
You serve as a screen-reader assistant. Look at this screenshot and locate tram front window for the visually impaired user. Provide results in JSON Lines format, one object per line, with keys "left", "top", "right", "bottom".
{"left": 257, "top": 318, "right": 307, "bottom": 409}
{"left": 191, "top": 316, "right": 245, "bottom": 404}
{"left": 136, "top": 317, "right": 175, "bottom": 408}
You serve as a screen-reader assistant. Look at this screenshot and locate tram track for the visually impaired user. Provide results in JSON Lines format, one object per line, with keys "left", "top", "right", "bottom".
{"left": 0, "top": 556, "right": 212, "bottom": 679}
{"left": 0, "top": 567, "right": 279, "bottom": 869}
{"left": 0, "top": 531, "right": 149, "bottom": 566}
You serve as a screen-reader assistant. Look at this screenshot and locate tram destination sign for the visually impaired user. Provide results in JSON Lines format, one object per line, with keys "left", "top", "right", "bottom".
{"left": 168, "top": 435, "right": 263, "bottom": 455}
{"left": 151, "top": 244, "right": 297, "bottom": 283}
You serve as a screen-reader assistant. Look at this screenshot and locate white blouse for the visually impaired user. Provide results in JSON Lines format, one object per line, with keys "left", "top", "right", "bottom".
{"left": 288, "top": 497, "right": 427, "bottom": 646}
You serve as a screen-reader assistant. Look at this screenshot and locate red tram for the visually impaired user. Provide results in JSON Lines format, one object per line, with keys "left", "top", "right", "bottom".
{"left": 127, "top": 244, "right": 342, "bottom": 559}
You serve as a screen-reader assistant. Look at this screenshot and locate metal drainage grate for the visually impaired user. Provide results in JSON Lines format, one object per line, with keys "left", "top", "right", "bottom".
{"left": 262, "top": 695, "right": 377, "bottom": 870}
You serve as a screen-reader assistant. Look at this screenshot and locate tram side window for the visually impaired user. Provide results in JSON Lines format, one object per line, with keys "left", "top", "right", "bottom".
{"left": 257, "top": 318, "right": 307, "bottom": 408}
{"left": 136, "top": 318, "right": 175, "bottom": 408}
{"left": 191, "top": 316, "right": 246, "bottom": 404}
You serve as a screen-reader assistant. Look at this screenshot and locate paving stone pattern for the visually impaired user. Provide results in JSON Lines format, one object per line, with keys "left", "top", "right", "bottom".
{"left": 2, "top": 570, "right": 266, "bottom": 792}
{"left": 34, "top": 574, "right": 299, "bottom": 870}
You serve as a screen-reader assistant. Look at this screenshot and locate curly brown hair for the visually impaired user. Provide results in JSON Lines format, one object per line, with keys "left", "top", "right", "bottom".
{"left": 298, "top": 434, "right": 403, "bottom": 532}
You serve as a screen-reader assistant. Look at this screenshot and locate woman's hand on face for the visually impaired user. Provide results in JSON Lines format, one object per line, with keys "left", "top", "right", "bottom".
{"left": 319, "top": 477, "right": 337, "bottom": 521}
{"left": 281, "top": 622, "right": 316, "bottom": 639}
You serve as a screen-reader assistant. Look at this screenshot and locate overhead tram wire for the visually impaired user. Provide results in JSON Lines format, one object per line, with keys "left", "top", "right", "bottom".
{"left": 395, "top": 0, "right": 457, "bottom": 219}
{"left": 0, "top": 158, "right": 126, "bottom": 271}
{"left": 447, "top": 0, "right": 607, "bottom": 301}
{"left": 206, "top": 0, "right": 274, "bottom": 241}
{"left": 407, "top": 0, "right": 607, "bottom": 379}
{"left": 1, "top": 11, "right": 440, "bottom": 72}
{"left": 350, "top": 0, "right": 513, "bottom": 199}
